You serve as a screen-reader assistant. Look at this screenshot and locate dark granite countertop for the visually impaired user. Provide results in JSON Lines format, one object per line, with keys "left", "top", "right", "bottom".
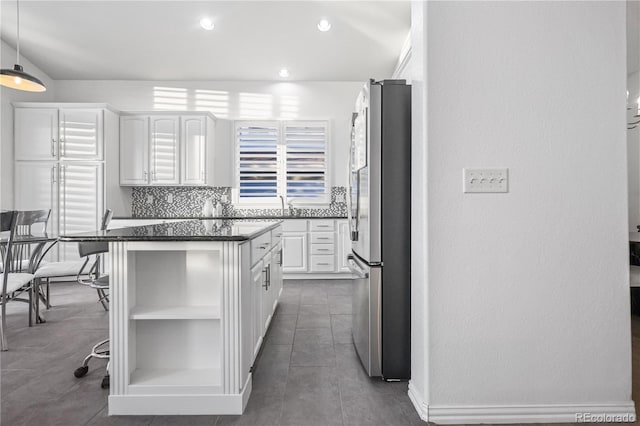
{"left": 59, "top": 219, "right": 282, "bottom": 242}
{"left": 113, "top": 215, "right": 348, "bottom": 220}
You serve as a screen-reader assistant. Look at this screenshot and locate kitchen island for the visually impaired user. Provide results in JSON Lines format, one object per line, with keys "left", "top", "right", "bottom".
{"left": 60, "top": 219, "right": 283, "bottom": 415}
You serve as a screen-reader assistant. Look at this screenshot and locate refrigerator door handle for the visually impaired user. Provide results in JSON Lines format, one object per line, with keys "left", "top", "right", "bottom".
{"left": 347, "top": 255, "right": 368, "bottom": 279}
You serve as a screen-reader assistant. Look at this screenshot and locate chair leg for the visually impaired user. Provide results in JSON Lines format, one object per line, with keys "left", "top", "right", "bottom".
{"left": 34, "top": 281, "right": 40, "bottom": 325}
{"left": 28, "top": 284, "right": 33, "bottom": 327}
{"left": 1, "top": 300, "right": 7, "bottom": 351}
{"left": 46, "top": 278, "right": 51, "bottom": 309}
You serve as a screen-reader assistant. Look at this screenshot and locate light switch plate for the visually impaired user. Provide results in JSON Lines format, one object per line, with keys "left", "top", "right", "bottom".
{"left": 463, "top": 168, "right": 508, "bottom": 193}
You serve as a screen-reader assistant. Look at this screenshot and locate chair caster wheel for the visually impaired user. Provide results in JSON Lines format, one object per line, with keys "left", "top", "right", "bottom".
{"left": 74, "top": 366, "right": 89, "bottom": 378}
{"left": 101, "top": 375, "right": 110, "bottom": 389}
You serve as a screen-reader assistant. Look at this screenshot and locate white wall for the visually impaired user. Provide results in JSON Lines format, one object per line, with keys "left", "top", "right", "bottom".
{"left": 411, "top": 1, "right": 633, "bottom": 423}
{"left": 0, "top": 39, "right": 55, "bottom": 208}
{"left": 53, "top": 80, "right": 363, "bottom": 191}
{"left": 628, "top": 71, "right": 639, "bottom": 230}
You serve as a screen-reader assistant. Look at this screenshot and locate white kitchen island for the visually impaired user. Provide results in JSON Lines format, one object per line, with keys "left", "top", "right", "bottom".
{"left": 60, "top": 219, "right": 283, "bottom": 415}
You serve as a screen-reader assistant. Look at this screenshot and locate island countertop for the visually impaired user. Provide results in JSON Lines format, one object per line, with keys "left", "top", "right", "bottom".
{"left": 59, "top": 218, "right": 282, "bottom": 242}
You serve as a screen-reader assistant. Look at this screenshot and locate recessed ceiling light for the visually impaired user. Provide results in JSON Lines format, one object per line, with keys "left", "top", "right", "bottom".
{"left": 279, "top": 68, "right": 290, "bottom": 78}
{"left": 200, "top": 17, "right": 215, "bottom": 30}
{"left": 317, "top": 19, "right": 331, "bottom": 32}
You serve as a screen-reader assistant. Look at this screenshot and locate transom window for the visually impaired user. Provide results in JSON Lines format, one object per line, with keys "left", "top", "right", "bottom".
{"left": 235, "top": 120, "right": 329, "bottom": 204}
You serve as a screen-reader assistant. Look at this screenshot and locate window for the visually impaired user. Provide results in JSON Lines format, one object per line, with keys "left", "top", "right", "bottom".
{"left": 235, "top": 120, "right": 329, "bottom": 204}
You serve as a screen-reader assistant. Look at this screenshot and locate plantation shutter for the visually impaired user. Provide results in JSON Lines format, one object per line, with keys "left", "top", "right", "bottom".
{"left": 284, "top": 121, "right": 328, "bottom": 200}
{"left": 236, "top": 122, "right": 280, "bottom": 200}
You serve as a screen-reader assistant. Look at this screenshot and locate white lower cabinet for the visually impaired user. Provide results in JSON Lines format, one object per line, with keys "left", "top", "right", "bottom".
{"left": 109, "top": 225, "right": 283, "bottom": 416}
{"left": 282, "top": 219, "right": 352, "bottom": 278}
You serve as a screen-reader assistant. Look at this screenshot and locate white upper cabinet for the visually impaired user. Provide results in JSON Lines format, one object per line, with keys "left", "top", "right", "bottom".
{"left": 181, "top": 116, "right": 207, "bottom": 185}
{"left": 120, "top": 115, "right": 150, "bottom": 185}
{"left": 15, "top": 108, "right": 59, "bottom": 161}
{"left": 150, "top": 116, "right": 180, "bottom": 185}
{"left": 59, "top": 109, "right": 103, "bottom": 161}
{"left": 15, "top": 106, "right": 105, "bottom": 161}
{"left": 120, "top": 112, "right": 219, "bottom": 186}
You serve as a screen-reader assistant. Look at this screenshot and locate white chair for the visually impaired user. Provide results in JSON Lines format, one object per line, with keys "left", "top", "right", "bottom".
{"left": 34, "top": 258, "right": 86, "bottom": 309}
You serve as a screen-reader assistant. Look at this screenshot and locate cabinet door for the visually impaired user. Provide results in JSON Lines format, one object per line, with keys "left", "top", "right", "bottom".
{"left": 337, "top": 220, "right": 351, "bottom": 273}
{"left": 15, "top": 108, "right": 58, "bottom": 161}
{"left": 59, "top": 163, "right": 104, "bottom": 261}
{"left": 181, "top": 116, "right": 206, "bottom": 185}
{"left": 271, "top": 243, "right": 283, "bottom": 305}
{"left": 59, "top": 109, "right": 103, "bottom": 161}
{"left": 150, "top": 116, "right": 179, "bottom": 185}
{"left": 261, "top": 257, "right": 273, "bottom": 333}
{"left": 251, "top": 261, "right": 264, "bottom": 361}
{"left": 14, "top": 162, "right": 59, "bottom": 260}
{"left": 282, "top": 232, "right": 308, "bottom": 272}
{"left": 120, "top": 116, "right": 149, "bottom": 185}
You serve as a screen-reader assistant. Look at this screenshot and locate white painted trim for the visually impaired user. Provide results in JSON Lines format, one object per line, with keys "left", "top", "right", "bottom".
{"left": 391, "top": 31, "right": 412, "bottom": 80}
{"left": 283, "top": 273, "right": 354, "bottom": 280}
{"left": 408, "top": 381, "right": 428, "bottom": 422}
{"left": 427, "top": 402, "right": 636, "bottom": 424}
{"left": 407, "top": 381, "right": 636, "bottom": 425}
{"left": 108, "top": 392, "right": 250, "bottom": 415}
{"left": 12, "top": 102, "right": 120, "bottom": 114}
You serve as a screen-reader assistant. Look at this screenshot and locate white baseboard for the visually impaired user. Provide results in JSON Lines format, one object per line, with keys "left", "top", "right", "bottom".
{"left": 428, "top": 402, "right": 636, "bottom": 424}
{"left": 407, "top": 382, "right": 636, "bottom": 424}
{"left": 408, "top": 381, "right": 428, "bottom": 421}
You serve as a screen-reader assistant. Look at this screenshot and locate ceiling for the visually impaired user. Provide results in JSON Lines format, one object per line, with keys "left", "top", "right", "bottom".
{"left": 0, "top": 1, "right": 411, "bottom": 81}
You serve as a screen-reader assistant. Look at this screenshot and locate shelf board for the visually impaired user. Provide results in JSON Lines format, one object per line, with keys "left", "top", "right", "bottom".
{"left": 129, "top": 368, "right": 222, "bottom": 393}
{"left": 129, "top": 305, "right": 221, "bottom": 320}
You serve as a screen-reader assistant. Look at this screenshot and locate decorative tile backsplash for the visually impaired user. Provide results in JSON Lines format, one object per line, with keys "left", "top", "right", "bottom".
{"left": 131, "top": 186, "right": 348, "bottom": 218}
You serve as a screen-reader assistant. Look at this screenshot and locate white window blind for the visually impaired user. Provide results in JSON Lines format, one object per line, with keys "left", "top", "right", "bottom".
{"left": 284, "top": 121, "right": 328, "bottom": 200}
{"left": 235, "top": 120, "right": 329, "bottom": 203}
{"left": 236, "top": 122, "right": 280, "bottom": 200}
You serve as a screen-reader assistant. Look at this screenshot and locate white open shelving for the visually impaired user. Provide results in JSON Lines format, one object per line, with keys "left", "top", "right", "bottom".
{"left": 128, "top": 368, "right": 223, "bottom": 395}
{"left": 130, "top": 305, "right": 221, "bottom": 320}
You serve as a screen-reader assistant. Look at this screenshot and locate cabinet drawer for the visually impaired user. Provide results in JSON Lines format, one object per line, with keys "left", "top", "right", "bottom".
{"left": 310, "top": 244, "right": 334, "bottom": 255}
{"left": 271, "top": 225, "right": 283, "bottom": 246}
{"left": 310, "top": 232, "right": 335, "bottom": 244}
{"left": 310, "top": 255, "right": 335, "bottom": 272}
{"left": 283, "top": 220, "right": 307, "bottom": 232}
{"left": 251, "top": 232, "right": 272, "bottom": 265}
{"left": 310, "top": 220, "right": 335, "bottom": 232}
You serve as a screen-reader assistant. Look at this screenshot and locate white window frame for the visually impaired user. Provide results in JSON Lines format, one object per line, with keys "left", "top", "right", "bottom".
{"left": 233, "top": 119, "right": 331, "bottom": 207}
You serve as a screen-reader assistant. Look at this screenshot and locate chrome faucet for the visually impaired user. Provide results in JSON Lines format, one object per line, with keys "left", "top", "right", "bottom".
{"left": 279, "top": 195, "right": 285, "bottom": 216}
{"left": 288, "top": 200, "right": 296, "bottom": 216}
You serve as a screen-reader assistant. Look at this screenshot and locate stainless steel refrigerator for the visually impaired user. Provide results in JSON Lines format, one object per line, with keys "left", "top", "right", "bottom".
{"left": 347, "top": 79, "right": 411, "bottom": 380}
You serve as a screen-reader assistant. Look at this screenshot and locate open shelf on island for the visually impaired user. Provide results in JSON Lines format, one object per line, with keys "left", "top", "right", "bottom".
{"left": 128, "top": 368, "right": 222, "bottom": 395}
{"left": 130, "top": 305, "right": 221, "bottom": 320}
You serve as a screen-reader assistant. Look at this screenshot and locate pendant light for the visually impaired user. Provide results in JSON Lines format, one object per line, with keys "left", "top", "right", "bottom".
{"left": 0, "top": 0, "right": 46, "bottom": 92}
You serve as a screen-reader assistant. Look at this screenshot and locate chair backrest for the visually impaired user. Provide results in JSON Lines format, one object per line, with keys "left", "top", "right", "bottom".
{"left": 8, "top": 210, "right": 51, "bottom": 272}
{"left": 15, "top": 210, "right": 50, "bottom": 236}
{"left": 0, "top": 211, "right": 17, "bottom": 271}
{"left": 78, "top": 209, "right": 113, "bottom": 258}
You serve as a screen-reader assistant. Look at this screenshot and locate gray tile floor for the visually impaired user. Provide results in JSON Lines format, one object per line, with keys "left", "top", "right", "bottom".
{"left": 1, "top": 279, "right": 423, "bottom": 426}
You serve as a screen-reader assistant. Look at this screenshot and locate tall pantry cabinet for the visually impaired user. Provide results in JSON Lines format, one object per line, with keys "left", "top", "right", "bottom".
{"left": 13, "top": 103, "right": 118, "bottom": 261}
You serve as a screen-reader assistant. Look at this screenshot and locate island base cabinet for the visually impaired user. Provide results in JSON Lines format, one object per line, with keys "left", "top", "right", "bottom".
{"left": 108, "top": 241, "right": 254, "bottom": 415}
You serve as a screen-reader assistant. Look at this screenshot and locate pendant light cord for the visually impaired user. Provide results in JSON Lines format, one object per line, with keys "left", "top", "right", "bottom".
{"left": 15, "top": 0, "right": 20, "bottom": 65}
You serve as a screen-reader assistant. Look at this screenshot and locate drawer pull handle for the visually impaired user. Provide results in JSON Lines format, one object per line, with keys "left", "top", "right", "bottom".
{"left": 317, "top": 237, "right": 330, "bottom": 240}
{"left": 317, "top": 249, "right": 330, "bottom": 251}
{"left": 318, "top": 263, "right": 330, "bottom": 266}
{"left": 317, "top": 225, "right": 330, "bottom": 228}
